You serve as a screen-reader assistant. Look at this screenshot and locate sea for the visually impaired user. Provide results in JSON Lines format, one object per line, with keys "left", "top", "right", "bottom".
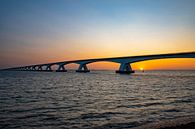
{"left": 0, "top": 70, "right": 194, "bottom": 129}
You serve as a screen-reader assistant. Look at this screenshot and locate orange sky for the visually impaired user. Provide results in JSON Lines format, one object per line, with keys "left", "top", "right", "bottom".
{"left": 0, "top": 0, "right": 195, "bottom": 70}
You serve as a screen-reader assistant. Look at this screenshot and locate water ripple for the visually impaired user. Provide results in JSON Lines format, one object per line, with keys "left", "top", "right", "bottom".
{"left": 0, "top": 70, "right": 194, "bottom": 129}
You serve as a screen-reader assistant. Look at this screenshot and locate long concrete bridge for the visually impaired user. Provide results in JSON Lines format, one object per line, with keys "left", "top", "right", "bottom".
{"left": 3, "top": 52, "right": 195, "bottom": 74}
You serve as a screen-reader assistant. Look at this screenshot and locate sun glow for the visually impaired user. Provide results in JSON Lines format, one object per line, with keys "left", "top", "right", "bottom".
{"left": 140, "top": 67, "right": 144, "bottom": 71}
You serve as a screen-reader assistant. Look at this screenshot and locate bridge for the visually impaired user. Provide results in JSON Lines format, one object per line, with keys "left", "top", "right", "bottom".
{"left": 3, "top": 52, "right": 195, "bottom": 74}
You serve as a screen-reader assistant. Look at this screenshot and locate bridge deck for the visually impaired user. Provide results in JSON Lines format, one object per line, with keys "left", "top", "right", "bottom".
{"left": 2, "top": 52, "right": 195, "bottom": 72}
{"left": 20, "top": 52, "right": 195, "bottom": 66}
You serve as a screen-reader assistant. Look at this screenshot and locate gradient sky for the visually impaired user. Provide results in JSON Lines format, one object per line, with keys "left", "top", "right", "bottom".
{"left": 0, "top": 0, "right": 195, "bottom": 70}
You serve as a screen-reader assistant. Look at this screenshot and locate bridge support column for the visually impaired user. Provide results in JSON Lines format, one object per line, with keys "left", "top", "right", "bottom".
{"left": 38, "top": 66, "right": 43, "bottom": 71}
{"left": 45, "top": 65, "right": 52, "bottom": 72}
{"left": 76, "top": 64, "right": 90, "bottom": 73}
{"left": 29, "top": 66, "right": 33, "bottom": 71}
{"left": 56, "top": 64, "right": 67, "bottom": 72}
{"left": 32, "top": 66, "right": 36, "bottom": 71}
{"left": 24, "top": 67, "right": 28, "bottom": 71}
{"left": 116, "top": 63, "right": 134, "bottom": 74}
{"left": 27, "top": 66, "right": 31, "bottom": 71}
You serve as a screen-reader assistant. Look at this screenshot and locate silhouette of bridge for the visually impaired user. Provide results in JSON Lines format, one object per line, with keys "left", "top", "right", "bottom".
{"left": 3, "top": 52, "right": 195, "bottom": 74}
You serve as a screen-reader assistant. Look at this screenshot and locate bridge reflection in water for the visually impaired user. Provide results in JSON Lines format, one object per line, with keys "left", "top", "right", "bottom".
{"left": 4, "top": 52, "right": 195, "bottom": 74}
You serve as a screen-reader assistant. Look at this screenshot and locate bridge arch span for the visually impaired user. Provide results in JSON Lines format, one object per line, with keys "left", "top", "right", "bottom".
{"left": 72, "top": 60, "right": 120, "bottom": 72}
{"left": 86, "top": 61, "right": 120, "bottom": 70}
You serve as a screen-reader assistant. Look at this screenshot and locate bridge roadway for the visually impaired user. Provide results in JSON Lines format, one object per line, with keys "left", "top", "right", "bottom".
{"left": 4, "top": 52, "right": 195, "bottom": 74}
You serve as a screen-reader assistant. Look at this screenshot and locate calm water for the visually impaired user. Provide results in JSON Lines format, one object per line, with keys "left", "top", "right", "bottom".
{"left": 0, "top": 70, "right": 195, "bottom": 129}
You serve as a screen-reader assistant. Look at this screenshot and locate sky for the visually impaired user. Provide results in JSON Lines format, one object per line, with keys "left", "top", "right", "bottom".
{"left": 0, "top": 0, "right": 195, "bottom": 70}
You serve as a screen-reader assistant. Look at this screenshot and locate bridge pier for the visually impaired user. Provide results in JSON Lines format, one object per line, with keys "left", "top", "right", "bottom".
{"left": 24, "top": 66, "right": 28, "bottom": 71}
{"left": 29, "top": 66, "right": 33, "bottom": 71}
{"left": 37, "top": 66, "right": 43, "bottom": 71}
{"left": 45, "top": 65, "right": 52, "bottom": 72}
{"left": 116, "top": 63, "right": 134, "bottom": 74}
{"left": 32, "top": 66, "right": 36, "bottom": 71}
{"left": 76, "top": 64, "right": 90, "bottom": 73}
{"left": 56, "top": 64, "right": 67, "bottom": 72}
{"left": 27, "top": 66, "right": 31, "bottom": 71}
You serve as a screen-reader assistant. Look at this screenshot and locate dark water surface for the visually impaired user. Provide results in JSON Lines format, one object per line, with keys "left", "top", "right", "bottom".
{"left": 0, "top": 70, "right": 195, "bottom": 129}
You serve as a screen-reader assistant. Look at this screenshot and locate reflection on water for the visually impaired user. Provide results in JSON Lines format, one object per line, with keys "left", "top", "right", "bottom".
{"left": 0, "top": 70, "right": 195, "bottom": 129}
